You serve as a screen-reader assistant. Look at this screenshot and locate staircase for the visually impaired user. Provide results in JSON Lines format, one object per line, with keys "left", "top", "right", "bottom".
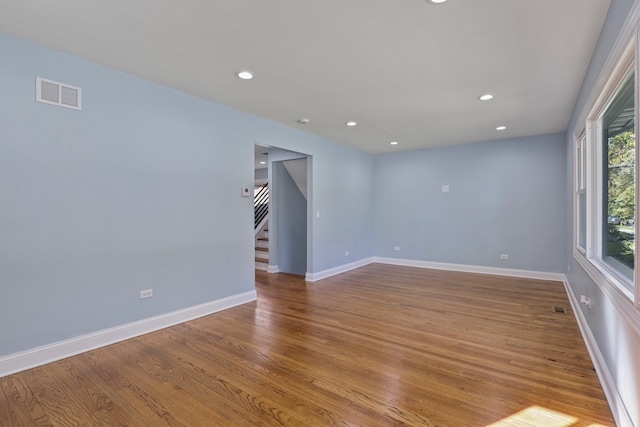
{"left": 255, "top": 227, "right": 269, "bottom": 271}
{"left": 255, "top": 183, "right": 269, "bottom": 271}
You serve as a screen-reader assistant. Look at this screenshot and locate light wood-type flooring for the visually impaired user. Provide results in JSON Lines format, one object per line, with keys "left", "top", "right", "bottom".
{"left": 0, "top": 264, "right": 614, "bottom": 426}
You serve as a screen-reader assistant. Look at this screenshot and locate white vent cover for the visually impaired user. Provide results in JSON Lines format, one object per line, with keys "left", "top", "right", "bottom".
{"left": 36, "top": 77, "right": 82, "bottom": 110}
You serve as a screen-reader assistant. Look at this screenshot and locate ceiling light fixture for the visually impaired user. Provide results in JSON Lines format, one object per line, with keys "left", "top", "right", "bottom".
{"left": 478, "top": 94, "right": 494, "bottom": 101}
{"left": 346, "top": 121, "right": 357, "bottom": 127}
{"left": 297, "top": 118, "right": 310, "bottom": 124}
{"left": 390, "top": 141, "right": 399, "bottom": 145}
{"left": 236, "top": 70, "right": 254, "bottom": 80}
{"left": 426, "top": 0, "right": 447, "bottom": 4}
{"left": 496, "top": 126, "right": 507, "bottom": 131}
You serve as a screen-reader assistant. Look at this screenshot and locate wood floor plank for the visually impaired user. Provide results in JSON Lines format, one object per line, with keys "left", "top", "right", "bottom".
{"left": 47, "top": 357, "right": 140, "bottom": 427}
{"left": 67, "top": 352, "right": 164, "bottom": 427}
{"left": 0, "top": 375, "right": 49, "bottom": 426}
{"left": 0, "top": 264, "right": 615, "bottom": 426}
{"left": 107, "top": 335, "right": 315, "bottom": 426}
{"left": 17, "top": 365, "right": 101, "bottom": 426}
{"left": 153, "top": 318, "right": 407, "bottom": 426}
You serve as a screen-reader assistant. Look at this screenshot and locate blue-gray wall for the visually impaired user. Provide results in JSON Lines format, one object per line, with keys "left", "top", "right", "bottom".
{"left": 374, "top": 134, "right": 566, "bottom": 272}
{"left": 254, "top": 167, "right": 268, "bottom": 182}
{"left": 266, "top": 147, "right": 308, "bottom": 273}
{"left": 0, "top": 32, "right": 374, "bottom": 357}
{"left": 274, "top": 160, "right": 308, "bottom": 275}
{"left": 563, "top": 0, "right": 640, "bottom": 424}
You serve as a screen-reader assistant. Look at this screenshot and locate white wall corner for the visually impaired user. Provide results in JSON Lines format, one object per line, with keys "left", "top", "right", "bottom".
{"left": 0, "top": 290, "right": 257, "bottom": 378}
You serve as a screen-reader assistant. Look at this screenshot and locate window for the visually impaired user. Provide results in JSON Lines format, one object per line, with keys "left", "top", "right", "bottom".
{"left": 573, "top": 33, "right": 639, "bottom": 306}
{"left": 601, "top": 73, "right": 635, "bottom": 282}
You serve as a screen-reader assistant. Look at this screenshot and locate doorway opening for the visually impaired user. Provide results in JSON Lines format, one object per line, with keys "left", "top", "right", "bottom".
{"left": 253, "top": 145, "right": 311, "bottom": 277}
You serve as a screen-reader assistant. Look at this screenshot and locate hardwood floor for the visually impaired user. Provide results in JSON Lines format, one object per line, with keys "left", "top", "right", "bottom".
{"left": 0, "top": 264, "right": 614, "bottom": 426}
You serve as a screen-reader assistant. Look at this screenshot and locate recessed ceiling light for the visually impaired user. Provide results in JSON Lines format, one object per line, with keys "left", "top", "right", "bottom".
{"left": 426, "top": 0, "right": 447, "bottom": 4}
{"left": 478, "top": 94, "right": 494, "bottom": 101}
{"left": 346, "top": 121, "right": 357, "bottom": 127}
{"left": 297, "top": 118, "right": 310, "bottom": 124}
{"left": 496, "top": 126, "right": 507, "bottom": 131}
{"left": 236, "top": 70, "right": 254, "bottom": 80}
{"left": 390, "top": 141, "right": 399, "bottom": 145}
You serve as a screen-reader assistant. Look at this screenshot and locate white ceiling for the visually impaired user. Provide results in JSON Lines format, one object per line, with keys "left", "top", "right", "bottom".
{"left": 0, "top": 0, "right": 611, "bottom": 153}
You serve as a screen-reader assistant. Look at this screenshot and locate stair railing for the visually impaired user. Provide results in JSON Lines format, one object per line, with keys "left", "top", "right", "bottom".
{"left": 254, "top": 183, "right": 269, "bottom": 229}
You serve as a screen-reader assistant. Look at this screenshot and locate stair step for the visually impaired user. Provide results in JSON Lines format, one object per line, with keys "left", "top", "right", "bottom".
{"left": 255, "top": 219, "right": 269, "bottom": 269}
{"left": 255, "top": 247, "right": 268, "bottom": 261}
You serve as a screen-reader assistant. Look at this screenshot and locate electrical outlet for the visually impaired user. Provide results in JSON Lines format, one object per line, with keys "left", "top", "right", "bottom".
{"left": 394, "top": 246, "right": 400, "bottom": 251}
{"left": 580, "top": 295, "right": 591, "bottom": 308}
{"left": 345, "top": 251, "right": 350, "bottom": 256}
{"left": 500, "top": 254, "right": 509, "bottom": 260}
{"left": 140, "top": 289, "right": 153, "bottom": 299}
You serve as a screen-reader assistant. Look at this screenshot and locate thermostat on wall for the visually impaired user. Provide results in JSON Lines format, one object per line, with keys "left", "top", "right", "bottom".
{"left": 241, "top": 187, "right": 251, "bottom": 197}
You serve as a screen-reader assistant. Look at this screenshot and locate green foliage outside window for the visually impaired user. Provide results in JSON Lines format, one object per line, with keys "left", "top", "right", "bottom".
{"left": 607, "top": 130, "right": 635, "bottom": 269}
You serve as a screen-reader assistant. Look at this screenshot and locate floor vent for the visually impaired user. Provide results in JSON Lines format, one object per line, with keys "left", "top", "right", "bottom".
{"left": 552, "top": 306, "right": 567, "bottom": 314}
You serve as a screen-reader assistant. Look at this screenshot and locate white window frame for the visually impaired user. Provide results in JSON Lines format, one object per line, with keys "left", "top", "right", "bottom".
{"left": 574, "top": 133, "right": 587, "bottom": 254}
{"left": 572, "top": 14, "right": 640, "bottom": 309}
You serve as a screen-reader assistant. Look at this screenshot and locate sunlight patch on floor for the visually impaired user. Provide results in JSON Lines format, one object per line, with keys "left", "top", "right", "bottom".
{"left": 486, "top": 406, "right": 577, "bottom": 427}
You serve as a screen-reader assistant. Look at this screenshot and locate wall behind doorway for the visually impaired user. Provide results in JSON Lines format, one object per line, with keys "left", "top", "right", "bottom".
{"left": 274, "top": 159, "right": 308, "bottom": 275}
{"left": 268, "top": 148, "right": 309, "bottom": 275}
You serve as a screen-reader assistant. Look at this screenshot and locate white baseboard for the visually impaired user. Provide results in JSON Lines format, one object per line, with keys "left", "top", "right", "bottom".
{"left": 305, "top": 257, "right": 374, "bottom": 282}
{"left": 562, "top": 280, "right": 634, "bottom": 427}
{"left": 373, "top": 257, "right": 566, "bottom": 282}
{"left": 0, "top": 290, "right": 257, "bottom": 378}
{"left": 304, "top": 256, "right": 565, "bottom": 283}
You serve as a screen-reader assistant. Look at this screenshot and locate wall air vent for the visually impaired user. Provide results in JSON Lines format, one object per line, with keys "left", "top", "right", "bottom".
{"left": 36, "top": 77, "right": 82, "bottom": 110}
